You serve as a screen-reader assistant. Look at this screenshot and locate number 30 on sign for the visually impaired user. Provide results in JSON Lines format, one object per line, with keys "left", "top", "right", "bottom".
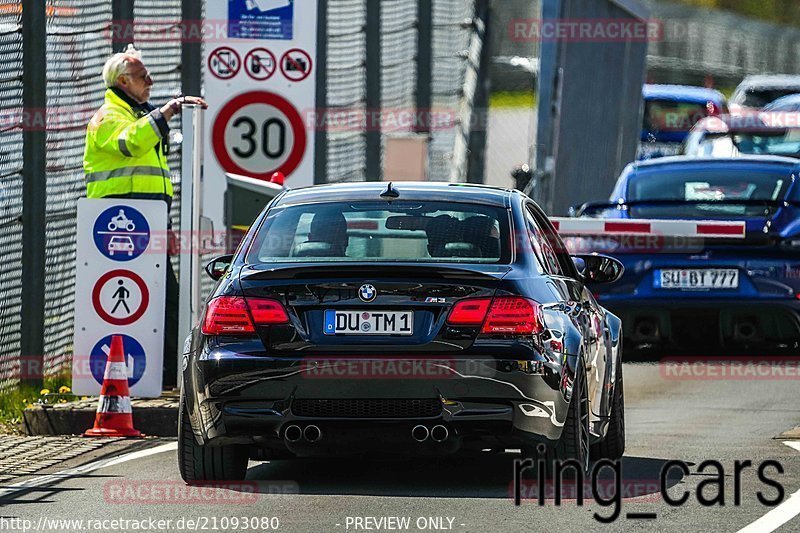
{"left": 212, "top": 91, "right": 307, "bottom": 180}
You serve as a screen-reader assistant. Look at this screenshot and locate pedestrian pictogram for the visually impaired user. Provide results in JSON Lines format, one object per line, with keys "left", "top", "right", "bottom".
{"left": 89, "top": 334, "right": 147, "bottom": 387}
{"left": 244, "top": 47, "right": 277, "bottom": 81}
{"left": 93, "top": 206, "right": 150, "bottom": 261}
{"left": 208, "top": 46, "right": 241, "bottom": 80}
{"left": 92, "top": 269, "right": 150, "bottom": 326}
{"left": 212, "top": 90, "right": 307, "bottom": 180}
{"left": 280, "top": 48, "right": 312, "bottom": 82}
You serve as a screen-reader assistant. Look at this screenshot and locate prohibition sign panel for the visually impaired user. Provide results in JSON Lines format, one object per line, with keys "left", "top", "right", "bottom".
{"left": 212, "top": 91, "right": 307, "bottom": 180}
{"left": 92, "top": 269, "right": 150, "bottom": 326}
{"left": 208, "top": 46, "right": 241, "bottom": 80}
{"left": 244, "top": 47, "right": 277, "bottom": 81}
{"left": 280, "top": 48, "right": 312, "bottom": 82}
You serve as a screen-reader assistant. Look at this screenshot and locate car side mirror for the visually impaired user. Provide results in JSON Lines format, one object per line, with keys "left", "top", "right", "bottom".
{"left": 571, "top": 253, "right": 624, "bottom": 284}
{"left": 205, "top": 254, "right": 234, "bottom": 281}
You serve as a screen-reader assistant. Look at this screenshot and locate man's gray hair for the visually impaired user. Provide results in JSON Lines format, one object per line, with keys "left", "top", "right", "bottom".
{"left": 102, "top": 44, "right": 143, "bottom": 87}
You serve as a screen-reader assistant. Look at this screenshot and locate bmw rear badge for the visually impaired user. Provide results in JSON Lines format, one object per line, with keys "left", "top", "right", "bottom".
{"left": 358, "top": 284, "right": 376, "bottom": 302}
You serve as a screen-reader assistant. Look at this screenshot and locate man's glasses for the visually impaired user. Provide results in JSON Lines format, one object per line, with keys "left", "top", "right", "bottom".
{"left": 126, "top": 70, "right": 153, "bottom": 84}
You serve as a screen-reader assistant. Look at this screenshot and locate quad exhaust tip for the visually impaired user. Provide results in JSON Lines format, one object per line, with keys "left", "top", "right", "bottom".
{"left": 430, "top": 425, "right": 449, "bottom": 443}
{"left": 304, "top": 425, "right": 322, "bottom": 443}
{"left": 284, "top": 425, "right": 302, "bottom": 442}
{"left": 411, "top": 425, "right": 430, "bottom": 442}
{"left": 284, "top": 424, "right": 323, "bottom": 443}
{"left": 411, "top": 425, "right": 449, "bottom": 443}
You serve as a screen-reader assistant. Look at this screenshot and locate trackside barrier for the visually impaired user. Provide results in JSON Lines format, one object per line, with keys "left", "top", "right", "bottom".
{"left": 549, "top": 218, "right": 747, "bottom": 239}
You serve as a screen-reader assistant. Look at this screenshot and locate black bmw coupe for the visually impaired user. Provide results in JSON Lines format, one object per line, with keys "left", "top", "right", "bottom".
{"left": 179, "top": 182, "right": 625, "bottom": 481}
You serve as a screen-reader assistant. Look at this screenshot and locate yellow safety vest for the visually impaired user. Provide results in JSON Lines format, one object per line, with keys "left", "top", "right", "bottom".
{"left": 84, "top": 88, "right": 172, "bottom": 198}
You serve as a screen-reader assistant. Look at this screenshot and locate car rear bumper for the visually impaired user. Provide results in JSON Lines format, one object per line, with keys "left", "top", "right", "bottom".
{"left": 183, "top": 348, "right": 577, "bottom": 455}
{"left": 600, "top": 298, "right": 800, "bottom": 353}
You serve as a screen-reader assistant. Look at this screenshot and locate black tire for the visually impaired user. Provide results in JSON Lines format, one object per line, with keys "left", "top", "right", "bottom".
{"left": 590, "top": 357, "right": 625, "bottom": 461}
{"left": 178, "top": 396, "right": 248, "bottom": 483}
{"left": 523, "top": 368, "right": 590, "bottom": 478}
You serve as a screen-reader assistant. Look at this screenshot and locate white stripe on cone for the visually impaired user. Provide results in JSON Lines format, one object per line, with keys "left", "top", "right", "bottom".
{"left": 103, "top": 362, "right": 128, "bottom": 381}
{"left": 97, "top": 395, "right": 132, "bottom": 414}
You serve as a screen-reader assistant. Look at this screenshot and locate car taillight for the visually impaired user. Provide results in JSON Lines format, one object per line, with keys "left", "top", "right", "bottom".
{"left": 482, "top": 297, "right": 544, "bottom": 335}
{"left": 247, "top": 298, "right": 290, "bottom": 324}
{"left": 446, "top": 296, "right": 543, "bottom": 336}
{"left": 447, "top": 298, "right": 492, "bottom": 325}
{"left": 201, "top": 296, "right": 289, "bottom": 335}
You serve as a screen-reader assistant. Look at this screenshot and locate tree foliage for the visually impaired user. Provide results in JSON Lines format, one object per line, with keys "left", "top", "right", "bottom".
{"left": 671, "top": 0, "right": 800, "bottom": 27}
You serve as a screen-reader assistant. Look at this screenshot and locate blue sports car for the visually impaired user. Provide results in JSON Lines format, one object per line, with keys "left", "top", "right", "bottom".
{"left": 576, "top": 156, "right": 800, "bottom": 354}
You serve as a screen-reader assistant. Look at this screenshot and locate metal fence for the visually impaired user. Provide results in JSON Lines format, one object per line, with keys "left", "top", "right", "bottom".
{"left": 0, "top": 0, "right": 184, "bottom": 389}
{"left": 0, "top": 0, "right": 486, "bottom": 390}
{"left": 323, "top": 0, "right": 480, "bottom": 183}
{"left": 0, "top": 7, "right": 24, "bottom": 389}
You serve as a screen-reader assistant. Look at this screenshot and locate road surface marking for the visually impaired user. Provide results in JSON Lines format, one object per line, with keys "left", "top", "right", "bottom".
{"left": 737, "top": 441, "right": 800, "bottom": 533}
{"left": 0, "top": 442, "right": 176, "bottom": 500}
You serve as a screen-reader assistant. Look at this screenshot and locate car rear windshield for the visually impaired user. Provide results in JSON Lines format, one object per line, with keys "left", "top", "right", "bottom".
{"left": 742, "top": 88, "right": 800, "bottom": 108}
{"left": 246, "top": 201, "right": 511, "bottom": 264}
{"left": 626, "top": 168, "right": 793, "bottom": 218}
{"left": 643, "top": 99, "right": 710, "bottom": 133}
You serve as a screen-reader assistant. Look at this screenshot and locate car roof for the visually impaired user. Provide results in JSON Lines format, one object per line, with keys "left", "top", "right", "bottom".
{"left": 643, "top": 84, "right": 725, "bottom": 103}
{"left": 737, "top": 74, "right": 800, "bottom": 90}
{"left": 628, "top": 155, "right": 800, "bottom": 173}
{"left": 274, "top": 181, "right": 515, "bottom": 208}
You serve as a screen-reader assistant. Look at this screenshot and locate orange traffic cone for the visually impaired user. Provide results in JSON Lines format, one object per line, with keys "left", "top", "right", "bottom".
{"left": 84, "top": 335, "right": 142, "bottom": 437}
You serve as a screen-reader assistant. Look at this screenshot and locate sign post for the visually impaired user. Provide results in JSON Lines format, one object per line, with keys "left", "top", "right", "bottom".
{"left": 72, "top": 199, "right": 168, "bottom": 397}
{"left": 178, "top": 105, "right": 206, "bottom": 386}
{"left": 203, "top": 0, "right": 318, "bottom": 234}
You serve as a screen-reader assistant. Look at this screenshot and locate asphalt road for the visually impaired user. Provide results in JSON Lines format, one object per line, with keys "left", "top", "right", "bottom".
{"left": 2, "top": 361, "right": 799, "bottom": 533}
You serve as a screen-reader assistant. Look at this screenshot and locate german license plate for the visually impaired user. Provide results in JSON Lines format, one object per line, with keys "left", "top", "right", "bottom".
{"left": 655, "top": 269, "right": 739, "bottom": 289}
{"left": 324, "top": 310, "right": 413, "bottom": 335}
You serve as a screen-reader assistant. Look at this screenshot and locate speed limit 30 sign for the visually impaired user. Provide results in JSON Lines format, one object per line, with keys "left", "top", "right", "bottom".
{"left": 211, "top": 91, "right": 307, "bottom": 180}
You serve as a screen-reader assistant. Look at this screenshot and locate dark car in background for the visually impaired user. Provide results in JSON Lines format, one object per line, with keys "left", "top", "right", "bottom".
{"left": 179, "top": 182, "right": 625, "bottom": 481}
{"left": 683, "top": 114, "right": 800, "bottom": 159}
{"left": 576, "top": 156, "right": 800, "bottom": 354}
{"left": 638, "top": 84, "right": 727, "bottom": 160}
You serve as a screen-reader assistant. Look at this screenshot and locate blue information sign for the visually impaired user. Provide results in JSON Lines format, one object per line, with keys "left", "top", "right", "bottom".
{"left": 92, "top": 205, "right": 150, "bottom": 262}
{"left": 90, "top": 334, "right": 147, "bottom": 387}
{"left": 229, "top": 0, "right": 294, "bottom": 40}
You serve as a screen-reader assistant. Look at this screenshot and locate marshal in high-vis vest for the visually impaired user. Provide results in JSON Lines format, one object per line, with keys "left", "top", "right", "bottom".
{"left": 84, "top": 44, "right": 206, "bottom": 202}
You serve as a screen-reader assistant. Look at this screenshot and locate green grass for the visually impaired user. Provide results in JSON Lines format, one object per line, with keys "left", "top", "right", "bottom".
{"left": 490, "top": 91, "right": 537, "bottom": 109}
{"left": 0, "top": 376, "right": 79, "bottom": 432}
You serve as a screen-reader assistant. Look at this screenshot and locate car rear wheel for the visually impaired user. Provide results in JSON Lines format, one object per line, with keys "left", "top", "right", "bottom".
{"left": 178, "top": 396, "right": 248, "bottom": 483}
{"left": 590, "top": 356, "right": 625, "bottom": 460}
{"left": 524, "top": 368, "right": 590, "bottom": 477}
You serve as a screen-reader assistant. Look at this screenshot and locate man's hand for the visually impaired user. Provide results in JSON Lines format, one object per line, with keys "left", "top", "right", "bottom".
{"left": 160, "top": 95, "right": 208, "bottom": 120}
